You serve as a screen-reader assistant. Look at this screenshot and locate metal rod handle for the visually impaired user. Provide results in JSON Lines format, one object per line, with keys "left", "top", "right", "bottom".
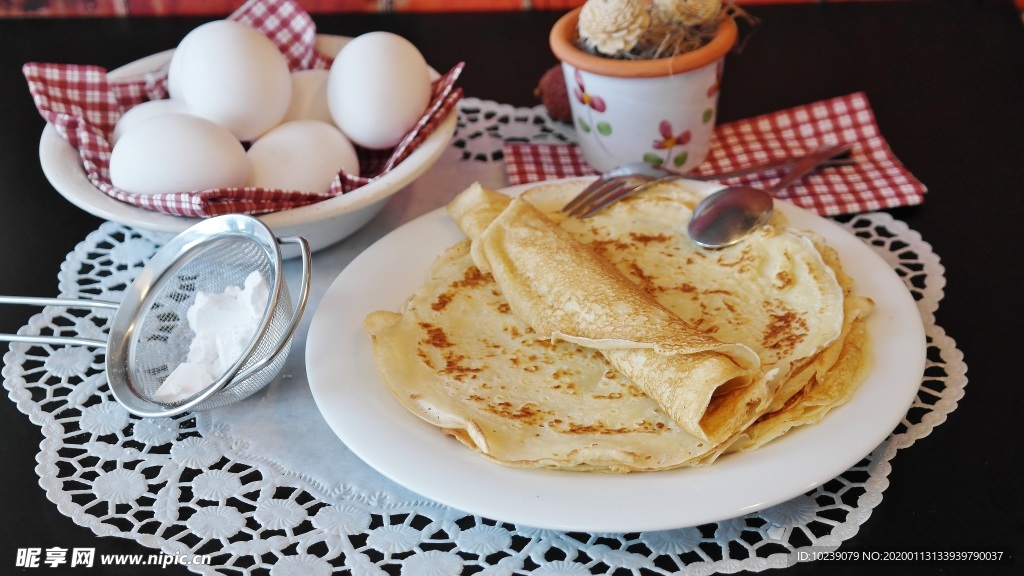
{"left": 0, "top": 295, "right": 118, "bottom": 348}
{"left": 765, "top": 143, "right": 853, "bottom": 193}
{"left": 0, "top": 334, "right": 107, "bottom": 348}
{"left": 0, "top": 295, "right": 119, "bottom": 309}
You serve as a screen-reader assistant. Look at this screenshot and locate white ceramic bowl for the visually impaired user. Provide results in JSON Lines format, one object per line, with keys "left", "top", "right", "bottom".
{"left": 38, "top": 35, "right": 456, "bottom": 255}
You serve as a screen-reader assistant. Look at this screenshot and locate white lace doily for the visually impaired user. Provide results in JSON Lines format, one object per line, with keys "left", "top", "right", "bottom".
{"left": 3, "top": 99, "right": 967, "bottom": 575}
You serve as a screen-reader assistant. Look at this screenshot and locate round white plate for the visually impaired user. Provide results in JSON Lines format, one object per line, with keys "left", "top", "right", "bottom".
{"left": 38, "top": 35, "right": 456, "bottom": 255}
{"left": 305, "top": 180, "right": 926, "bottom": 533}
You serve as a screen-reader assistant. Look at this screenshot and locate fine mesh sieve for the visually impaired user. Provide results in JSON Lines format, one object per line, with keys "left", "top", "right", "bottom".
{"left": 1, "top": 214, "right": 310, "bottom": 417}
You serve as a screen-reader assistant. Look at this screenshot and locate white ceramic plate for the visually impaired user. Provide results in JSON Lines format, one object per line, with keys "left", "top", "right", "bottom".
{"left": 305, "top": 180, "right": 926, "bottom": 533}
{"left": 38, "top": 35, "right": 456, "bottom": 254}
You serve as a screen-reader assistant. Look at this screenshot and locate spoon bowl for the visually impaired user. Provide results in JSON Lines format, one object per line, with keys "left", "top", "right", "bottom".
{"left": 686, "top": 143, "right": 852, "bottom": 248}
{"left": 688, "top": 186, "right": 774, "bottom": 248}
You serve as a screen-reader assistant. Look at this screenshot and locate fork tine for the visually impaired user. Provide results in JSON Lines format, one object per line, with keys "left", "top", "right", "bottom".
{"left": 575, "top": 179, "right": 645, "bottom": 219}
{"left": 562, "top": 182, "right": 602, "bottom": 212}
{"left": 561, "top": 177, "right": 615, "bottom": 213}
{"left": 568, "top": 173, "right": 662, "bottom": 218}
{"left": 577, "top": 175, "right": 688, "bottom": 219}
{"left": 564, "top": 179, "right": 632, "bottom": 218}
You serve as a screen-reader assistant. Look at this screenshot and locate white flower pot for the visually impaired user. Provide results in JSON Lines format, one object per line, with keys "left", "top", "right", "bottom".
{"left": 550, "top": 8, "right": 737, "bottom": 173}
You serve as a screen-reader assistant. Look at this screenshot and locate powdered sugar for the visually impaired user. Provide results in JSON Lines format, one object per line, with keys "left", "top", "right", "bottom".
{"left": 155, "top": 271, "right": 270, "bottom": 402}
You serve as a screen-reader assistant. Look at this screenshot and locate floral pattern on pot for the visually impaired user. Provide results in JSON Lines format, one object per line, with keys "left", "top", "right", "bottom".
{"left": 559, "top": 58, "right": 724, "bottom": 173}
{"left": 702, "top": 61, "right": 724, "bottom": 124}
{"left": 572, "top": 69, "right": 611, "bottom": 137}
{"left": 550, "top": 9, "right": 737, "bottom": 173}
{"left": 645, "top": 121, "right": 692, "bottom": 168}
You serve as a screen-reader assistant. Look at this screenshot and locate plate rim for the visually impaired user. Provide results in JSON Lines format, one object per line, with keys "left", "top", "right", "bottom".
{"left": 305, "top": 178, "right": 927, "bottom": 532}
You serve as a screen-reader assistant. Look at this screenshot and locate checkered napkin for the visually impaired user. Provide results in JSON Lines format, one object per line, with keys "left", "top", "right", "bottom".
{"left": 22, "top": 0, "right": 463, "bottom": 218}
{"left": 505, "top": 92, "right": 926, "bottom": 216}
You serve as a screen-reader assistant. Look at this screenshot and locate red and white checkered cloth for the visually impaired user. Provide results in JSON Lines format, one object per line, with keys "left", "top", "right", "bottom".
{"left": 22, "top": 0, "right": 463, "bottom": 218}
{"left": 505, "top": 92, "right": 926, "bottom": 216}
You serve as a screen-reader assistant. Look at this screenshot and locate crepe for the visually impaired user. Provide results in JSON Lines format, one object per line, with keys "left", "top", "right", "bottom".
{"left": 365, "top": 242, "right": 729, "bottom": 472}
{"left": 364, "top": 179, "right": 870, "bottom": 472}
{"left": 449, "top": 184, "right": 767, "bottom": 445}
{"left": 519, "top": 181, "right": 847, "bottom": 394}
{"left": 518, "top": 182, "right": 872, "bottom": 454}
{"left": 725, "top": 243, "right": 874, "bottom": 452}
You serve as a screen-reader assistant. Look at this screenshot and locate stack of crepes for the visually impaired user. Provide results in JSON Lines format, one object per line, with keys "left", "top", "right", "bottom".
{"left": 364, "top": 180, "right": 874, "bottom": 472}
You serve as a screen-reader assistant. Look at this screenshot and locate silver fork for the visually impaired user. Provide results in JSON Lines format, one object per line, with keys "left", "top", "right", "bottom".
{"left": 562, "top": 148, "right": 855, "bottom": 219}
{"left": 560, "top": 162, "right": 668, "bottom": 216}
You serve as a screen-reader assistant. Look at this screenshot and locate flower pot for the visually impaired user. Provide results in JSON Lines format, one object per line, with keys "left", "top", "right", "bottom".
{"left": 549, "top": 7, "right": 737, "bottom": 173}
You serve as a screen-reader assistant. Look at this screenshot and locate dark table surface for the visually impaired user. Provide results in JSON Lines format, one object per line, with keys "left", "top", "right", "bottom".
{"left": 1, "top": 2, "right": 1021, "bottom": 574}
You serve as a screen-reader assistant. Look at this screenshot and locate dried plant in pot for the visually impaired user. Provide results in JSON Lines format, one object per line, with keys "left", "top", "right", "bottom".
{"left": 549, "top": 0, "right": 738, "bottom": 172}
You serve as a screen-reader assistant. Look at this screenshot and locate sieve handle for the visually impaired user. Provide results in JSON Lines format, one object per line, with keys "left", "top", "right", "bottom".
{"left": 231, "top": 235, "right": 312, "bottom": 383}
{"left": 0, "top": 295, "right": 118, "bottom": 348}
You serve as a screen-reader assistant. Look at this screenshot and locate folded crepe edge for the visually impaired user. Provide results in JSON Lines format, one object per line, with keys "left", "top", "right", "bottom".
{"left": 365, "top": 309, "right": 492, "bottom": 453}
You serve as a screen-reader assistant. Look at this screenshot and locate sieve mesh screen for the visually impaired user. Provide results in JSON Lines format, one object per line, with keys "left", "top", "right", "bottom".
{"left": 127, "top": 235, "right": 285, "bottom": 409}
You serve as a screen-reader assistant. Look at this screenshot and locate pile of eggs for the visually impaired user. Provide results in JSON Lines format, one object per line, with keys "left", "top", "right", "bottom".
{"left": 109, "top": 20, "right": 433, "bottom": 196}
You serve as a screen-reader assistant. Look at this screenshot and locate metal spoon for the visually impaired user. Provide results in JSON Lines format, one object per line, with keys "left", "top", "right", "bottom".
{"left": 687, "top": 143, "right": 852, "bottom": 249}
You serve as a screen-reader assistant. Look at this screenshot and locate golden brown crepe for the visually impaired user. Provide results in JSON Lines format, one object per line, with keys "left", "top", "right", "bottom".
{"left": 449, "top": 184, "right": 767, "bottom": 445}
{"left": 365, "top": 242, "right": 733, "bottom": 472}
{"left": 518, "top": 181, "right": 847, "bottom": 400}
{"left": 725, "top": 242, "right": 874, "bottom": 452}
{"left": 364, "top": 179, "right": 871, "bottom": 472}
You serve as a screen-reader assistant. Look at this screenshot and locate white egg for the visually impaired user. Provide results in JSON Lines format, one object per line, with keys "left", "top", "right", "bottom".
{"left": 110, "top": 99, "right": 190, "bottom": 145}
{"left": 168, "top": 20, "right": 292, "bottom": 141}
{"left": 110, "top": 113, "right": 249, "bottom": 195}
{"left": 327, "top": 31, "right": 432, "bottom": 150}
{"left": 165, "top": 30, "right": 193, "bottom": 101}
{"left": 246, "top": 120, "right": 360, "bottom": 194}
{"left": 281, "top": 69, "right": 333, "bottom": 124}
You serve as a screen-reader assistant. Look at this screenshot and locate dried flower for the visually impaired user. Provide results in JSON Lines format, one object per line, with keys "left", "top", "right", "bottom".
{"left": 576, "top": 0, "right": 735, "bottom": 60}
{"left": 653, "top": 0, "right": 723, "bottom": 28}
{"left": 578, "top": 0, "right": 651, "bottom": 56}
